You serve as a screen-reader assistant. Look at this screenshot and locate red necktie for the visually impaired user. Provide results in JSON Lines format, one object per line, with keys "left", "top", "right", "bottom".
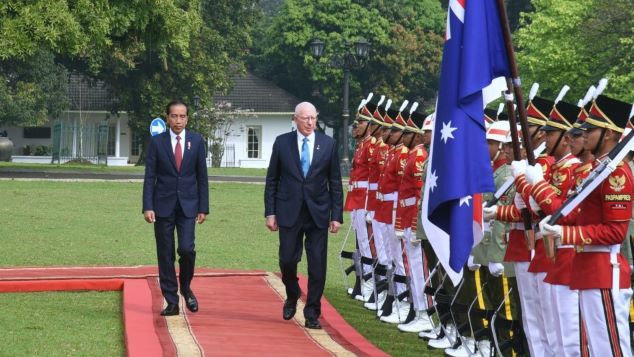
{"left": 175, "top": 136, "right": 182, "bottom": 171}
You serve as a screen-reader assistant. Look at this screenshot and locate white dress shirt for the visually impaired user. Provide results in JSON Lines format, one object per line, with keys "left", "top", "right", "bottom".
{"left": 170, "top": 129, "right": 186, "bottom": 159}
{"left": 296, "top": 131, "right": 315, "bottom": 165}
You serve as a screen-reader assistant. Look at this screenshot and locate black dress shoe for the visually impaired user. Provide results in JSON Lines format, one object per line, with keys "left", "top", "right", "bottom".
{"left": 283, "top": 299, "right": 297, "bottom": 320}
{"left": 161, "top": 303, "right": 179, "bottom": 316}
{"left": 304, "top": 317, "right": 322, "bottom": 329}
{"left": 184, "top": 292, "right": 198, "bottom": 313}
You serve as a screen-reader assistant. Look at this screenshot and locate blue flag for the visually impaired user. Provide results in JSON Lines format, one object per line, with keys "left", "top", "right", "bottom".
{"left": 422, "top": 0, "right": 511, "bottom": 284}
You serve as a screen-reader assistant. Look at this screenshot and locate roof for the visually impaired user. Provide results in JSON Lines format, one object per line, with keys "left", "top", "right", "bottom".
{"left": 67, "top": 71, "right": 299, "bottom": 113}
{"left": 68, "top": 74, "right": 115, "bottom": 111}
{"left": 214, "top": 72, "right": 299, "bottom": 113}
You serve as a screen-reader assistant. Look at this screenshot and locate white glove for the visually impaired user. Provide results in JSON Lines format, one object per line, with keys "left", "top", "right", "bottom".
{"left": 395, "top": 230, "right": 405, "bottom": 239}
{"left": 483, "top": 205, "right": 497, "bottom": 221}
{"left": 525, "top": 164, "right": 544, "bottom": 185}
{"left": 511, "top": 160, "right": 527, "bottom": 179}
{"left": 529, "top": 196, "right": 541, "bottom": 213}
{"left": 365, "top": 211, "right": 373, "bottom": 223}
{"left": 488, "top": 262, "right": 505, "bottom": 277}
{"left": 539, "top": 215, "right": 562, "bottom": 238}
{"left": 467, "top": 255, "right": 481, "bottom": 271}
{"left": 514, "top": 192, "right": 526, "bottom": 210}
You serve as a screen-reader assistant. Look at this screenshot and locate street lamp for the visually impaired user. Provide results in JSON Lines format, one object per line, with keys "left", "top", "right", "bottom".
{"left": 309, "top": 38, "right": 371, "bottom": 173}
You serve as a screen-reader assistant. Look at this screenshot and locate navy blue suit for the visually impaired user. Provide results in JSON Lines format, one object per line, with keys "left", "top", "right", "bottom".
{"left": 264, "top": 131, "right": 343, "bottom": 318}
{"left": 143, "top": 130, "right": 209, "bottom": 305}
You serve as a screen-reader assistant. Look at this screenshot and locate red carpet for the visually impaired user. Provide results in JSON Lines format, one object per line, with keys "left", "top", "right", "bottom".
{"left": 0, "top": 266, "right": 388, "bottom": 357}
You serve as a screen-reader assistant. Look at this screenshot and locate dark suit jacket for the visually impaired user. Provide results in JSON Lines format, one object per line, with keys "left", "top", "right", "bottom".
{"left": 264, "top": 131, "right": 343, "bottom": 229}
{"left": 143, "top": 130, "right": 209, "bottom": 218}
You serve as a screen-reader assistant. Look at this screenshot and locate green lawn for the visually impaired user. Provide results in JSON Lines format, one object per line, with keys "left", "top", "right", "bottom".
{"left": 0, "top": 180, "right": 440, "bottom": 356}
{"left": 0, "top": 162, "right": 267, "bottom": 177}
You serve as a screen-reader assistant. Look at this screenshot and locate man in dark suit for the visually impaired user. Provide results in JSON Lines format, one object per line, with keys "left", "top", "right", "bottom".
{"left": 264, "top": 101, "right": 344, "bottom": 329}
{"left": 143, "top": 100, "right": 209, "bottom": 316}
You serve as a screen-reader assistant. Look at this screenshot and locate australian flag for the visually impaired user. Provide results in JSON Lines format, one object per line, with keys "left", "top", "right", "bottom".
{"left": 422, "top": 0, "right": 511, "bottom": 285}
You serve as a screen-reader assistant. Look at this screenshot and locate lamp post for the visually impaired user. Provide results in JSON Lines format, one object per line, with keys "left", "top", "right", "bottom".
{"left": 309, "top": 38, "right": 371, "bottom": 173}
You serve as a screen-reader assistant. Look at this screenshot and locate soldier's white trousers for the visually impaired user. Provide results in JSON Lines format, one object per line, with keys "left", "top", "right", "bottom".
{"left": 535, "top": 272, "right": 558, "bottom": 355}
{"left": 379, "top": 222, "right": 406, "bottom": 296}
{"left": 403, "top": 229, "right": 427, "bottom": 311}
{"left": 580, "top": 288, "right": 632, "bottom": 357}
{"left": 551, "top": 283, "right": 581, "bottom": 357}
{"left": 368, "top": 211, "right": 389, "bottom": 266}
{"left": 514, "top": 262, "right": 552, "bottom": 357}
{"left": 351, "top": 209, "right": 371, "bottom": 274}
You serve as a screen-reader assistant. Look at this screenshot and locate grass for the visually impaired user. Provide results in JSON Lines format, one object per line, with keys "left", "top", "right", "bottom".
{"left": 0, "top": 180, "right": 440, "bottom": 356}
{"left": 0, "top": 291, "right": 123, "bottom": 356}
{"left": 0, "top": 162, "right": 267, "bottom": 177}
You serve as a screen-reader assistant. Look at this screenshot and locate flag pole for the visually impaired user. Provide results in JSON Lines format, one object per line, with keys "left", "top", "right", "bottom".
{"left": 497, "top": 1, "right": 538, "bottom": 245}
{"left": 496, "top": 0, "right": 536, "bottom": 164}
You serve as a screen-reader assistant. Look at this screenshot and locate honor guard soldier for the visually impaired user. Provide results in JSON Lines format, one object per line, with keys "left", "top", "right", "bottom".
{"left": 376, "top": 104, "right": 411, "bottom": 323}
{"left": 525, "top": 88, "right": 584, "bottom": 356}
{"left": 540, "top": 94, "right": 634, "bottom": 356}
{"left": 394, "top": 106, "right": 433, "bottom": 333}
{"left": 345, "top": 96, "right": 378, "bottom": 301}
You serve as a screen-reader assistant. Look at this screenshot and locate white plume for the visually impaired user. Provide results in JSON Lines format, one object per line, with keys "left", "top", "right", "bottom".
{"left": 581, "top": 85, "right": 596, "bottom": 106}
{"left": 409, "top": 102, "right": 419, "bottom": 114}
{"left": 356, "top": 99, "right": 367, "bottom": 111}
{"left": 529, "top": 83, "right": 539, "bottom": 100}
{"left": 399, "top": 100, "right": 409, "bottom": 112}
{"left": 594, "top": 78, "right": 608, "bottom": 99}
{"left": 376, "top": 95, "right": 386, "bottom": 106}
{"left": 554, "top": 85, "right": 570, "bottom": 104}
{"left": 497, "top": 103, "right": 505, "bottom": 116}
{"left": 577, "top": 99, "right": 583, "bottom": 107}
{"left": 365, "top": 92, "right": 373, "bottom": 102}
{"left": 384, "top": 99, "right": 392, "bottom": 112}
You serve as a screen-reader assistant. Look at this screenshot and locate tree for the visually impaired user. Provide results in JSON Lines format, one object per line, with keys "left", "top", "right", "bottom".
{"left": 515, "top": 0, "right": 633, "bottom": 102}
{"left": 250, "top": 0, "right": 446, "bottom": 125}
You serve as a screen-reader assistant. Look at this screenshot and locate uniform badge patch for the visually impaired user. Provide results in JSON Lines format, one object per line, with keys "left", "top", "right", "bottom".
{"left": 609, "top": 174, "right": 626, "bottom": 192}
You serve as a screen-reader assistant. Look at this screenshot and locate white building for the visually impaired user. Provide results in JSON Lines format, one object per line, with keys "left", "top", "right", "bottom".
{"left": 1, "top": 72, "right": 330, "bottom": 168}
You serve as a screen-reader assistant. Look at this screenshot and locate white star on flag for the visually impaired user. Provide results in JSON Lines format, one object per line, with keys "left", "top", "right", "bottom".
{"left": 428, "top": 170, "right": 438, "bottom": 192}
{"left": 440, "top": 121, "right": 458, "bottom": 143}
{"left": 459, "top": 195, "right": 472, "bottom": 207}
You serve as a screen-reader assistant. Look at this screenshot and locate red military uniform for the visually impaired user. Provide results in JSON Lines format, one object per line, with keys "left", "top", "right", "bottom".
{"left": 367, "top": 138, "right": 389, "bottom": 212}
{"left": 530, "top": 153, "right": 580, "bottom": 285}
{"left": 344, "top": 135, "right": 375, "bottom": 211}
{"left": 558, "top": 159, "right": 633, "bottom": 289}
{"left": 395, "top": 144, "right": 428, "bottom": 232}
{"left": 375, "top": 144, "right": 409, "bottom": 224}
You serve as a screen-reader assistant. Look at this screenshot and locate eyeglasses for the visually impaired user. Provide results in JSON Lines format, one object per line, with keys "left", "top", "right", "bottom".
{"left": 296, "top": 115, "right": 317, "bottom": 122}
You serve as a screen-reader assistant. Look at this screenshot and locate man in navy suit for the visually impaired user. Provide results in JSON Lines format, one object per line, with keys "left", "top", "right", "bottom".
{"left": 264, "top": 101, "right": 344, "bottom": 329}
{"left": 143, "top": 100, "right": 209, "bottom": 316}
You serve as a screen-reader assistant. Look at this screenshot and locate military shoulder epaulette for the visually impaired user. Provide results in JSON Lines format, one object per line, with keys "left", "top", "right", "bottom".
{"left": 575, "top": 162, "right": 593, "bottom": 172}
{"left": 416, "top": 148, "right": 425, "bottom": 157}
{"left": 370, "top": 136, "right": 377, "bottom": 144}
{"left": 400, "top": 146, "right": 408, "bottom": 154}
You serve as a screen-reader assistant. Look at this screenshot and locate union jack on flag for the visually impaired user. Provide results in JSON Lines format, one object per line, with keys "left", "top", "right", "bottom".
{"left": 422, "top": 0, "right": 511, "bottom": 285}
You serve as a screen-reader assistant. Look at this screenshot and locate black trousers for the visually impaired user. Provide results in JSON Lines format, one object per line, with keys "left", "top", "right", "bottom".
{"left": 154, "top": 202, "right": 196, "bottom": 305}
{"left": 278, "top": 204, "right": 328, "bottom": 320}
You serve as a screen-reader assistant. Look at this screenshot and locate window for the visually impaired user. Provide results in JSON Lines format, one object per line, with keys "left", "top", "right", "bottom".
{"left": 131, "top": 130, "right": 143, "bottom": 156}
{"left": 247, "top": 126, "right": 261, "bottom": 159}
{"left": 107, "top": 126, "right": 116, "bottom": 156}
{"left": 23, "top": 127, "right": 51, "bottom": 139}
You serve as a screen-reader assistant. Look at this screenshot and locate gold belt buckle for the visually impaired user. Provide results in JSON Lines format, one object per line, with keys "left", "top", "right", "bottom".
{"left": 575, "top": 245, "right": 584, "bottom": 253}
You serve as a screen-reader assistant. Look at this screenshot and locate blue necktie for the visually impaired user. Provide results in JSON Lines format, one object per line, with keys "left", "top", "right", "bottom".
{"left": 301, "top": 137, "right": 310, "bottom": 177}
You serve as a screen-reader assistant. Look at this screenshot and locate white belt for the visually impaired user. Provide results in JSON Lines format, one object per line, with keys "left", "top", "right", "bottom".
{"left": 369, "top": 183, "right": 378, "bottom": 190}
{"left": 558, "top": 245, "right": 574, "bottom": 249}
{"left": 510, "top": 223, "right": 526, "bottom": 231}
{"left": 399, "top": 197, "right": 417, "bottom": 207}
{"left": 578, "top": 244, "right": 621, "bottom": 293}
{"left": 349, "top": 181, "right": 369, "bottom": 189}
{"left": 379, "top": 192, "right": 398, "bottom": 201}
